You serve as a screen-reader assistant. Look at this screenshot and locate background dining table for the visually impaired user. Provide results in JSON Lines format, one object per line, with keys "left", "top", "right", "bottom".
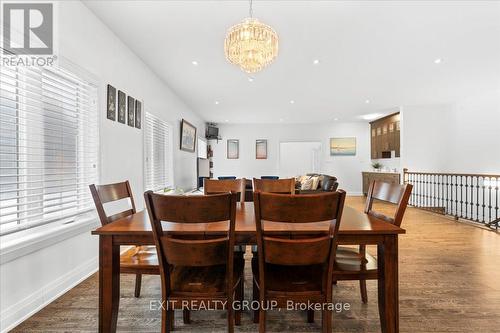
{"left": 92, "top": 202, "right": 405, "bottom": 333}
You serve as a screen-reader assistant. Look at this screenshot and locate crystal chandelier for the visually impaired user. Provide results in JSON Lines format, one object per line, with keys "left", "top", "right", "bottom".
{"left": 224, "top": 0, "right": 279, "bottom": 73}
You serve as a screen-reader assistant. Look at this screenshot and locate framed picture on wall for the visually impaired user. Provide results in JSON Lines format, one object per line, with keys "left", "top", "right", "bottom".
{"left": 227, "top": 139, "right": 239, "bottom": 159}
{"left": 180, "top": 119, "right": 197, "bottom": 152}
{"left": 127, "top": 96, "right": 135, "bottom": 127}
{"left": 117, "top": 90, "right": 126, "bottom": 124}
{"left": 106, "top": 84, "right": 116, "bottom": 121}
{"left": 256, "top": 139, "right": 267, "bottom": 159}
{"left": 330, "top": 137, "right": 356, "bottom": 156}
{"left": 135, "top": 100, "right": 142, "bottom": 129}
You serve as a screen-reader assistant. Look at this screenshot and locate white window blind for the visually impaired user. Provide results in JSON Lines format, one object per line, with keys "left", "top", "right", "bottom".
{"left": 0, "top": 65, "right": 99, "bottom": 236}
{"left": 144, "top": 112, "right": 173, "bottom": 191}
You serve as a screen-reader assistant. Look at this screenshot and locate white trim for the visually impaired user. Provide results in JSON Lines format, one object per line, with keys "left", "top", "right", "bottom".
{"left": 0, "top": 256, "right": 98, "bottom": 333}
{"left": 0, "top": 217, "right": 99, "bottom": 265}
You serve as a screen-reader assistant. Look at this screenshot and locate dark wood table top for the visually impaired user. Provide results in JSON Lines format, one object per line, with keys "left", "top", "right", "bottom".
{"left": 92, "top": 203, "right": 405, "bottom": 236}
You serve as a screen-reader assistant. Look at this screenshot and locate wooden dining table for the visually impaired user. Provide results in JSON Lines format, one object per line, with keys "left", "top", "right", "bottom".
{"left": 92, "top": 202, "right": 405, "bottom": 333}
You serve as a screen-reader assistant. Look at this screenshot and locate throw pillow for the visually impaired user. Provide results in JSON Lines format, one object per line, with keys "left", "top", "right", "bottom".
{"left": 311, "top": 176, "right": 320, "bottom": 190}
{"left": 300, "top": 177, "right": 314, "bottom": 190}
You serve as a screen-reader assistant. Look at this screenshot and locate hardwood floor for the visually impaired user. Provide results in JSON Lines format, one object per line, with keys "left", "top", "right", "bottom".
{"left": 11, "top": 196, "right": 500, "bottom": 332}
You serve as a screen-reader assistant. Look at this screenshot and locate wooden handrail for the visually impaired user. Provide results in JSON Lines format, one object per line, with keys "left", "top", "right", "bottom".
{"left": 403, "top": 168, "right": 500, "bottom": 179}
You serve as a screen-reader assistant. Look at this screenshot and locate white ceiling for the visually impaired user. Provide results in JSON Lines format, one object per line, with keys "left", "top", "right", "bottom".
{"left": 84, "top": 1, "right": 500, "bottom": 123}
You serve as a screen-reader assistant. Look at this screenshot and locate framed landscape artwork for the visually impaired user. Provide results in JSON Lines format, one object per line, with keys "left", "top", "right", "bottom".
{"left": 227, "top": 139, "right": 239, "bottom": 159}
{"left": 256, "top": 139, "right": 267, "bottom": 159}
{"left": 135, "top": 100, "right": 142, "bottom": 129}
{"left": 117, "top": 90, "right": 126, "bottom": 124}
{"left": 127, "top": 96, "right": 135, "bottom": 127}
{"left": 330, "top": 137, "right": 356, "bottom": 156}
{"left": 106, "top": 84, "right": 116, "bottom": 121}
{"left": 180, "top": 119, "right": 197, "bottom": 152}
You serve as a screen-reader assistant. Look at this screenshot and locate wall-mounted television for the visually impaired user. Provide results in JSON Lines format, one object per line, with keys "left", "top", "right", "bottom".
{"left": 206, "top": 125, "right": 219, "bottom": 138}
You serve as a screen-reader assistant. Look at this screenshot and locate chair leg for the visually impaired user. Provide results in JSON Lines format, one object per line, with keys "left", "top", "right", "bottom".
{"left": 322, "top": 309, "right": 332, "bottom": 333}
{"left": 259, "top": 308, "right": 266, "bottom": 333}
{"left": 161, "top": 307, "right": 168, "bottom": 333}
{"left": 168, "top": 309, "right": 174, "bottom": 332}
{"left": 227, "top": 299, "right": 235, "bottom": 333}
{"left": 235, "top": 279, "right": 243, "bottom": 326}
{"left": 134, "top": 274, "right": 142, "bottom": 298}
{"left": 183, "top": 309, "right": 190, "bottom": 324}
{"left": 360, "top": 279, "right": 368, "bottom": 303}
{"left": 307, "top": 309, "right": 315, "bottom": 323}
{"left": 253, "top": 280, "right": 259, "bottom": 323}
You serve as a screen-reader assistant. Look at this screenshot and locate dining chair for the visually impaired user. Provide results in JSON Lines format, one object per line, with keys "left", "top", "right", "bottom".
{"left": 204, "top": 178, "right": 246, "bottom": 203}
{"left": 144, "top": 192, "right": 244, "bottom": 333}
{"left": 253, "top": 178, "right": 295, "bottom": 194}
{"left": 333, "top": 181, "right": 412, "bottom": 303}
{"left": 260, "top": 176, "right": 279, "bottom": 180}
{"left": 218, "top": 176, "right": 237, "bottom": 180}
{"left": 252, "top": 191, "right": 346, "bottom": 333}
{"left": 89, "top": 181, "right": 158, "bottom": 298}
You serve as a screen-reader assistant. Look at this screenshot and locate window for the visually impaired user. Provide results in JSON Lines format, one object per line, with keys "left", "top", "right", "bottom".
{"left": 144, "top": 112, "right": 173, "bottom": 191}
{"left": 0, "top": 65, "right": 99, "bottom": 236}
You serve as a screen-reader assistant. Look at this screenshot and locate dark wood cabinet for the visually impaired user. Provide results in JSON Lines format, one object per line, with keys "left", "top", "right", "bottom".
{"left": 370, "top": 112, "right": 400, "bottom": 159}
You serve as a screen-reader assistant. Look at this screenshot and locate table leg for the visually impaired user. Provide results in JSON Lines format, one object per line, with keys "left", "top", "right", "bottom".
{"left": 99, "top": 235, "right": 120, "bottom": 332}
{"left": 377, "top": 235, "right": 399, "bottom": 333}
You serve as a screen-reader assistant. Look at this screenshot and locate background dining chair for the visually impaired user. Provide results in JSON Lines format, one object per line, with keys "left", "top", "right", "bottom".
{"left": 218, "top": 176, "right": 237, "bottom": 180}
{"left": 253, "top": 178, "right": 295, "bottom": 194}
{"left": 144, "top": 192, "right": 244, "bottom": 333}
{"left": 89, "top": 181, "right": 158, "bottom": 298}
{"left": 204, "top": 178, "right": 246, "bottom": 203}
{"left": 252, "top": 191, "right": 346, "bottom": 333}
{"left": 333, "top": 181, "right": 412, "bottom": 303}
{"left": 260, "top": 176, "right": 279, "bottom": 180}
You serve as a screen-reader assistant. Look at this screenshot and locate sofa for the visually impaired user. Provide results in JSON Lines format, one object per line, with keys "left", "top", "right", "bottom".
{"left": 295, "top": 173, "right": 339, "bottom": 194}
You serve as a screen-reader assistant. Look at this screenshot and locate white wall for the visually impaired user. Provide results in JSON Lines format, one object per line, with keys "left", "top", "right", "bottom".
{"left": 211, "top": 122, "right": 370, "bottom": 195}
{"left": 0, "top": 2, "right": 204, "bottom": 331}
{"left": 401, "top": 91, "right": 500, "bottom": 174}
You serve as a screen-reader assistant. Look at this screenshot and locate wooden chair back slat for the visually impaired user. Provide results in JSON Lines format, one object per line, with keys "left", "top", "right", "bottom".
{"left": 364, "top": 181, "right": 413, "bottom": 227}
{"left": 89, "top": 181, "right": 136, "bottom": 226}
{"left": 204, "top": 178, "right": 246, "bottom": 203}
{"left": 263, "top": 235, "right": 332, "bottom": 265}
{"left": 256, "top": 192, "right": 344, "bottom": 223}
{"left": 147, "top": 193, "right": 234, "bottom": 223}
{"left": 162, "top": 237, "right": 228, "bottom": 266}
{"left": 253, "top": 178, "right": 295, "bottom": 194}
{"left": 94, "top": 182, "right": 131, "bottom": 203}
{"left": 108, "top": 209, "right": 135, "bottom": 223}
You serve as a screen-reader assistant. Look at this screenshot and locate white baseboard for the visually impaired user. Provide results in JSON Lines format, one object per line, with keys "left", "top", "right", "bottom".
{"left": 0, "top": 256, "right": 98, "bottom": 333}
{"left": 347, "top": 192, "right": 363, "bottom": 196}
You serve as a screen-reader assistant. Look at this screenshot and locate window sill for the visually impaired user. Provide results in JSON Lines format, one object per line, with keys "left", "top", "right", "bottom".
{"left": 0, "top": 215, "right": 99, "bottom": 265}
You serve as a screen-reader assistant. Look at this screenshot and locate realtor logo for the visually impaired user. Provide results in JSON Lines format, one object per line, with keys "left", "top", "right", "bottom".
{"left": 2, "top": 3, "right": 53, "bottom": 55}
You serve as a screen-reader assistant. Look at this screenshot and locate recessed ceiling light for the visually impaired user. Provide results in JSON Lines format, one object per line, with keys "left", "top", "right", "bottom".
{"left": 248, "top": 77, "right": 254, "bottom": 82}
{"left": 333, "top": 118, "right": 339, "bottom": 121}
{"left": 313, "top": 59, "right": 320, "bottom": 65}
{"left": 191, "top": 60, "right": 198, "bottom": 66}
{"left": 214, "top": 101, "right": 219, "bottom": 105}
{"left": 359, "top": 113, "right": 383, "bottom": 121}
{"left": 290, "top": 100, "right": 295, "bottom": 104}
{"left": 434, "top": 58, "right": 442, "bottom": 64}
{"left": 224, "top": 119, "right": 229, "bottom": 122}
{"left": 279, "top": 118, "right": 284, "bottom": 122}
{"left": 365, "top": 99, "right": 370, "bottom": 104}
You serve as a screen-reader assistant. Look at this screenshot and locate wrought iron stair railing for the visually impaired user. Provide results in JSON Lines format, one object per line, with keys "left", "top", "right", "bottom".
{"left": 403, "top": 169, "right": 499, "bottom": 230}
